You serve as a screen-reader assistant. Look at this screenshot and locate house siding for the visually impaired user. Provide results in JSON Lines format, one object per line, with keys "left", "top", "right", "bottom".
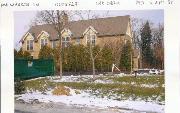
{"left": 22, "top": 32, "right": 132, "bottom": 59}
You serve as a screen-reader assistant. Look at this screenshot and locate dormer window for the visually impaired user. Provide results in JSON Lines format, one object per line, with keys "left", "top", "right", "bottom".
{"left": 62, "top": 37, "right": 70, "bottom": 47}
{"left": 87, "top": 34, "right": 96, "bottom": 47}
{"left": 52, "top": 41, "right": 56, "bottom": 48}
{"left": 40, "top": 38, "right": 48, "bottom": 49}
{"left": 84, "top": 26, "right": 97, "bottom": 47}
{"left": 27, "top": 40, "right": 33, "bottom": 51}
{"left": 76, "top": 37, "right": 80, "bottom": 45}
{"left": 91, "top": 35, "right": 96, "bottom": 46}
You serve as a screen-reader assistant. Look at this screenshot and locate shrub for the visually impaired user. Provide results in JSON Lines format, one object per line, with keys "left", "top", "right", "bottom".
{"left": 14, "top": 79, "right": 25, "bottom": 94}
{"left": 52, "top": 85, "right": 70, "bottom": 96}
{"left": 38, "top": 45, "right": 53, "bottom": 59}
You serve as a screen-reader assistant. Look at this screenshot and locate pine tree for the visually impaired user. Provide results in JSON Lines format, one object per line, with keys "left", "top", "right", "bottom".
{"left": 14, "top": 49, "right": 18, "bottom": 58}
{"left": 52, "top": 45, "right": 62, "bottom": 73}
{"left": 140, "top": 21, "right": 154, "bottom": 68}
{"left": 23, "top": 51, "right": 31, "bottom": 59}
{"left": 119, "top": 41, "right": 132, "bottom": 71}
{"left": 16, "top": 48, "right": 24, "bottom": 58}
{"left": 100, "top": 46, "right": 113, "bottom": 72}
{"left": 16, "top": 48, "right": 31, "bottom": 59}
{"left": 38, "top": 45, "right": 53, "bottom": 59}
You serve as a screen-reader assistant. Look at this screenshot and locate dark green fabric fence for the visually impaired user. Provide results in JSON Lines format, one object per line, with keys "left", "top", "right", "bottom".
{"left": 14, "top": 59, "right": 55, "bottom": 80}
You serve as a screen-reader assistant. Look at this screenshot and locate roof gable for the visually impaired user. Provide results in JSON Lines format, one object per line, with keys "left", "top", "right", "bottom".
{"left": 21, "top": 32, "right": 35, "bottom": 43}
{"left": 61, "top": 28, "right": 72, "bottom": 37}
{"left": 37, "top": 31, "right": 50, "bottom": 39}
{"left": 83, "top": 26, "right": 98, "bottom": 36}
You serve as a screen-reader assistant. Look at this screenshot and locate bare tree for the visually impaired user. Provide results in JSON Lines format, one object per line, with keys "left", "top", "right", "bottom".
{"left": 36, "top": 10, "right": 70, "bottom": 78}
{"left": 104, "top": 40, "right": 124, "bottom": 67}
{"left": 74, "top": 10, "right": 109, "bottom": 79}
{"left": 88, "top": 39, "right": 104, "bottom": 79}
{"left": 151, "top": 23, "right": 164, "bottom": 69}
{"left": 131, "top": 18, "right": 146, "bottom": 68}
{"left": 131, "top": 18, "right": 144, "bottom": 49}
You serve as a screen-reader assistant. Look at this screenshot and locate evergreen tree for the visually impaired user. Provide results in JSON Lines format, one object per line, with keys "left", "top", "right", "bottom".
{"left": 100, "top": 46, "right": 113, "bottom": 72}
{"left": 16, "top": 48, "right": 24, "bottom": 58}
{"left": 140, "top": 21, "right": 154, "bottom": 67}
{"left": 52, "top": 46, "right": 61, "bottom": 73}
{"left": 16, "top": 48, "right": 31, "bottom": 59}
{"left": 58, "top": 44, "right": 114, "bottom": 73}
{"left": 23, "top": 51, "right": 31, "bottom": 59}
{"left": 38, "top": 45, "right": 53, "bottom": 59}
{"left": 14, "top": 49, "right": 18, "bottom": 58}
{"left": 119, "top": 41, "right": 132, "bottom": 71}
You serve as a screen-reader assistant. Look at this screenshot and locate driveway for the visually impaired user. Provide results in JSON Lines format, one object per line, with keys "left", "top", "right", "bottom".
{"left": 15, "top": 101, "right": 144, "bottom": 113}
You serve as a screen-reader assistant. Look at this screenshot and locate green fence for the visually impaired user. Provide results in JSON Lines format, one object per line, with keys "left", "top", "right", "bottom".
{"left": 14, "top": 59, "right": 55, "bottom": 80}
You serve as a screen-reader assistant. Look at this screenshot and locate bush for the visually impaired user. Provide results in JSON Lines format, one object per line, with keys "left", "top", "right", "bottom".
{"left": 39, "top": 45, "right": 53, "bottom": 59}
{"left": 52, "top": 85, "right": 70, "bottom": 96}
{"left": 15, "top": 48, "right": 31, "bottom": 59}
{"left": 119, "top": 41, "right": 132, "bottom": 71}
{"left": 15, "top": 79, "right": 25, "bottom": 94}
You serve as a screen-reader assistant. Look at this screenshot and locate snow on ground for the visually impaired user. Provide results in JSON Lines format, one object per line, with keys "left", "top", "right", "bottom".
{"left": 47, "top": 75, "right": 163, "bottom": 88}
{"left": 16, "top": 88, "right": 164, "bottom": 113}
{"left": 20, "top": 75, "right": 164, "bottom": 112}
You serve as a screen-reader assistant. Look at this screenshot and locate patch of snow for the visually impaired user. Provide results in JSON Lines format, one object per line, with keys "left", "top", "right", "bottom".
{"left": 140, "top": 84, "right": 159, "bottom": 88}
{"left": 94, "top": 79, "right": 113, "bottom": 84}
{"left": 94, "top": 80, "right": 105, "bottom": 84}
{"left": 114, "top": 73, "right": 126, "bottom": 77}
{"left": 17, "top": 89, "right": 164, "bottom": 113}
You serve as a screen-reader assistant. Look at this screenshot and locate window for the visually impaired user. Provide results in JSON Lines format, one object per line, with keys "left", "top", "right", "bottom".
{"left": 62, "top": 37, "right": 70, "bottom": 47}
{"left": 76, "top": 38, "right": 80, "bottom": 45}
{"left": 124, "top": 39, "right": 127, "bottom": 44}
{"left": 52, "top": 41, "right": 56, "bottom": 48}
{"left": 91, "top": 35, "right": 96, "bottom": 46}
{"left": 86, "top": 34, "right": 96, "bottom": 46}
{"left": 27, "top": 40, "right": 33, "bottom": 51}
{"left": 87, "top": 35, "right": 91, "bottom": 44}
{"left": 40, "top": 38, "right": 48, "bottom": 49}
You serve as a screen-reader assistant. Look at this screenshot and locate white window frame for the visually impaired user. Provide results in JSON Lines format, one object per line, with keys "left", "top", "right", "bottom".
{"left": 52, "top": 41, "right": 56, "bottom": 48}
{"left": 62, "top": 36, "right": 70, "bottom": 47}
{"left": 86, "top": 34, "right": 96, "bottom": 46}
{"left": 40, "top": 38, "right": 48, "bottom": 49}
{"left": 124, "top": 39, "right": 127, "bottom": 44}
{"left": 76, "top": 38, "right": 80, "bottom": 45}
{"left": 91, "top": 34, "right": 96, "bottom": 46}
{"left": 26, "top": 40, "right": 34, "bottom": 51}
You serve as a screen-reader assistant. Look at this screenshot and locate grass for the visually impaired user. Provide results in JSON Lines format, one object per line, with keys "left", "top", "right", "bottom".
{"left": 109, "top": 75, "right": 164, "bottom": 85}
{"left": 60, "top": 82, "right": 164, "bottom": 102}
{"left": 22, "top": 75, "right": 165, "bottom": 104}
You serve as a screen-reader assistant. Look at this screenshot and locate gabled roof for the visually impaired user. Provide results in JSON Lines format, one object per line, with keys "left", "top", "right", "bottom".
{"left": 21, "top": 15, "right": 130, "bottom": 42}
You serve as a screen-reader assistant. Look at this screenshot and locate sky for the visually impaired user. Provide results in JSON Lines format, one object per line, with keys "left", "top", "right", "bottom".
{"left": 14, "top": 10, "right": 164, "bottom": 49}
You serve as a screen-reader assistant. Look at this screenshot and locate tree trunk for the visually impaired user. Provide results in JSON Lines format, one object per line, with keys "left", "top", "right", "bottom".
{"left": 59, "top": 55, "right": 62, "bottom": 78}
{"left": 130, "top": 51, "right": 133, "bottom": 74}
{"left": 89, "top": 41, "right": 95, "bottom": 79}
{"left": 92, "top": 58, "right": 95, "bottom": 78}
{"left": 90, "top": 51, "right": 95, "bottom": 79}
{"left": 59, "top": 31, "right": 62, "bottom": 78}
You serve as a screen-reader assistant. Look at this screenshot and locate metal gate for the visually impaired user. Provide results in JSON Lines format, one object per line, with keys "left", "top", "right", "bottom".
{"left": 14, "top": 59, "right": 55, "bottom": 80}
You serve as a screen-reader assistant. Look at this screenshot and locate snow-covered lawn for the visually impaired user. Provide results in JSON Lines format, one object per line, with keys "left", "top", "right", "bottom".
{"left": 15, "top": 74, "right": 165, "bottom": 113}
{"left": 16, "top": 88, "right": 164, "bottom": 113}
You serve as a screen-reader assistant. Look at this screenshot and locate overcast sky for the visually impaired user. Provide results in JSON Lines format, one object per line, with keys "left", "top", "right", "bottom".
{"left": 14, "top": 10, "right": 164, "bottom": 49}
